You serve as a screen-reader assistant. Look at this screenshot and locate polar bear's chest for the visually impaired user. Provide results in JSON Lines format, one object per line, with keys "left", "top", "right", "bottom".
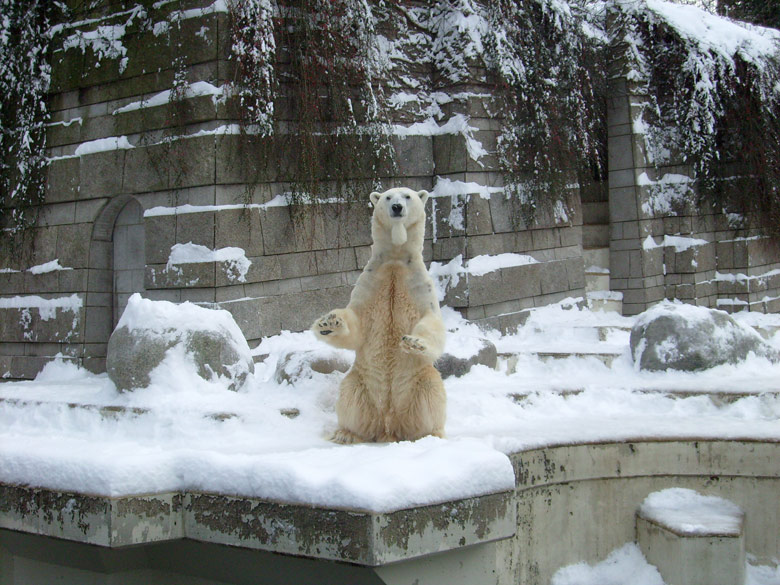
{"left": 360, "top": 262, "right": 422, "bottom": 337}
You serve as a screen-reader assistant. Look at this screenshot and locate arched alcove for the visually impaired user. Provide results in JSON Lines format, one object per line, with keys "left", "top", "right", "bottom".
{"left": 112, "top": 198, "right": 146, "bottom": 328}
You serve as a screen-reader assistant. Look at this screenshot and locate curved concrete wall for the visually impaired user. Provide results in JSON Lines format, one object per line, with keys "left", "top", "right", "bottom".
{"left": 1, "top": 438, "right": 778, "bottom": 584}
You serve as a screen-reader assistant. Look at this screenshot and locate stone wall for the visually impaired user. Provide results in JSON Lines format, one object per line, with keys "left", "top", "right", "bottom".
{"left": 0, "top": 0, "right": 586, "bottom": 379}
{"left": 606, "top": 16, "right": 780, "bottom": 316}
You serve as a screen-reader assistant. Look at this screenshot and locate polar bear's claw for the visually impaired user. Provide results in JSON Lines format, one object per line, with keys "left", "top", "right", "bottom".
{"left": 315, "top": 313, "right": 344, "bottom": 336}
{"left": 400, "top": 335, "right": 427, "bottom": 355}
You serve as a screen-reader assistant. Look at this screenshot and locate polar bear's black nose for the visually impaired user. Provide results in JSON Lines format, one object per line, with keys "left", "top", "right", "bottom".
{"left": 391, "top": 203, "right": 403, "bottom": 216}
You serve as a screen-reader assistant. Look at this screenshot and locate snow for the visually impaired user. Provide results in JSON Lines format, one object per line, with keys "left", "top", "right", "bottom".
{"left": 393, "top": 114, "right": 488, "bottom": 164}
{"left": 113, "top": 81, "right": 226, "bottom": 114}
{"left": 73, "top": 136, "right": 133, "bottom": 156}
{"left": 553, "top": 542, "right": 780, "bottom": 585}
{"left": 166, "top": 242, "right": 251, "bottom": 283}
{"left": 428, "top": 253, "right": 538, "bottom": 300}
{"left": 1, "top": 296, "right": 779, "bottom": 512}
{"left": 27, "top": 259, "right": 72, "bottom": 275}
{"left": 644, "top": 0, "right": 780, "bottom": 68}
{"left": 639, "top": 488, "right": 743, "bottom": 535}
{"left": 643, "top": 234, "right": 709, "bottom": 252}
{"left": 552, "top": 543, "right": 665, "bottom": 585}
{"left": 0, "top": 294, "right": 82, "bottom": 320}
{"left": 431, "top": 176, "right": 504, "bottom": 201}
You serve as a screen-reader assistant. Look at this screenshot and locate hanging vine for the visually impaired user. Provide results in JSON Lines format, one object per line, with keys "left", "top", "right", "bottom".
{"left": 611, "top": 1, "right": 780, "bottom": 235}
{"left": 484, "top": 0, "right": 608, "bottom": 225}
{"left": 0, "top": 0, "right": 55, "bottom": 254}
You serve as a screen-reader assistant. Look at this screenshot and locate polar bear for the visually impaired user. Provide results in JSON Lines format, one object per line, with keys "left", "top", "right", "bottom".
{"left": 312, "top": 187, "right": 446, "bottom": 444}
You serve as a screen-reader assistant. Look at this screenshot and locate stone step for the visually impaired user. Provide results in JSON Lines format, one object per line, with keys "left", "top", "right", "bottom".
{"left": 586, "top": 290, "right": 623, "bottom": 313}
{"left": 501, "top": 349, "right": 624, "bottom": 371}
{"left": 583, "top": 224, "right": 610, "bottom": 248}
{"left": 637, "top": 488, "right": 746, "bottom": 585}
{"left": 585, "top": 268, "right": 610, "bottom": 293}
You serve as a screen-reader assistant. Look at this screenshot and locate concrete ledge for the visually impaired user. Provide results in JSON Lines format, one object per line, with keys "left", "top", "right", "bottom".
{"left": 0, "top": 485, "right": 515, "bottom": 566}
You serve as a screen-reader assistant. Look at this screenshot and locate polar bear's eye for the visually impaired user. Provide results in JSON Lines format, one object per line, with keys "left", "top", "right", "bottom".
{"left": 404, "top": 195, "right": 411, "bottom": 199}
{"left": 385, "top": 195, "right": 391, "bottom": 200}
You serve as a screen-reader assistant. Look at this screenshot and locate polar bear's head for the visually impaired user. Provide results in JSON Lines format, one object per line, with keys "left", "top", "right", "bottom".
{"left": 370, "top": 187, "right": 429, "bottom": 247}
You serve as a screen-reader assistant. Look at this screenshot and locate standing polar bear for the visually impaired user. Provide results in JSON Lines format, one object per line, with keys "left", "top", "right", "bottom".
{"left": 312, "top": 187, "right": 446, "bottom": 444}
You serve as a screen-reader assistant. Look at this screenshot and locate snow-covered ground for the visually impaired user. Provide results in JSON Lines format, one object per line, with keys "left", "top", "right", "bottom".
{"left": 1, "top": 298, "right": 779, "bottom": 515}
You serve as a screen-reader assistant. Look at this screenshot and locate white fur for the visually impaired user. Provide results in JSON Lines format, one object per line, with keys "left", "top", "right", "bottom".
{"left": 312, "top": 187, "right": 446, "bottom": 443}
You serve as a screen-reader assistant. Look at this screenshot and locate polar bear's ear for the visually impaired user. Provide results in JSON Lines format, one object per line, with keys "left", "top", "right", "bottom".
{"left": 417, "top": 190, "right": 429, "bottom": 205}
{"left": 370, "top": 191, "right": 381, "bottom": 206}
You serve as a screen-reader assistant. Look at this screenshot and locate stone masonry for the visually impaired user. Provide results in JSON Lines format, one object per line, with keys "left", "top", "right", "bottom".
{"left": 1, "top": 0, "right": 778, "bottom": 378}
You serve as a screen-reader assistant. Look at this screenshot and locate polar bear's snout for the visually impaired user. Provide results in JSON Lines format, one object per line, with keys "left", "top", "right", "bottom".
{"left": 391, "top": 202, "right": 404, "bottom": 217}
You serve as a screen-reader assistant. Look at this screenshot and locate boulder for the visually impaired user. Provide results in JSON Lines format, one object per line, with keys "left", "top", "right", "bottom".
{"left": 437, "top": 338, "right": 498, "bottom": 379}
{"left": 630, "top": 302, "right": 779, "bottom": 372}
{"left": 274, "top": 348, "right": 352, "bottom": 384}
{"left": 107, "top": 294, "right": 254, "bottom": 391}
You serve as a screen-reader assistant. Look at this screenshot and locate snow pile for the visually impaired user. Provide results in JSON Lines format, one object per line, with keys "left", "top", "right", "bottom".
{"left": 73, "top": 136, "right": 133, "bottom": 157}
{"left": 113, "top": 81, "right": 227, "bottom": 114}
{"left": 552, "top": 542, "right": 780, "bottom": 585}
{"left": 552, "top": 543, "right": 665, "bottom": 585}
{"left": 639, "top": 488, "right": 744, "bottom": 536}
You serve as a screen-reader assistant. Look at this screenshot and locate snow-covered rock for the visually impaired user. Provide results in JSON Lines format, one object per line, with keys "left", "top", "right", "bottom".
{"left": 630, "top": 301, "right": 779, "bottom": 372}
{"left": 107, "top": 294, "right": 253, "bottom": 392}
{"left": 274, "top": 348, "right": 351, "bottom": 384}
{"left": 437, "top": 338, "right": 497, "bottom": 378}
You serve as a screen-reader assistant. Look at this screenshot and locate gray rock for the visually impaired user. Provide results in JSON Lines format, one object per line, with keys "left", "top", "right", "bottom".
{"left": 274, "top": 349, "right": 352, "bottom": 384}
{"left": 106, "top": 295, "right": 254, "bottom": 392}
{"left": 630, "top": 302, "right": 779, "bottom": 372}
{"left": 437, "top": 338, "right": 498, "bottom": 379}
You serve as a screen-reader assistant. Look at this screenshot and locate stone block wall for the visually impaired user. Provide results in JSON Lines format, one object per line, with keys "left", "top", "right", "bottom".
{"left": 606, "top": 37, "right": 780, "bottom": 316}
{"left": 0, "top": 0, "right": 586, "bottom": 379}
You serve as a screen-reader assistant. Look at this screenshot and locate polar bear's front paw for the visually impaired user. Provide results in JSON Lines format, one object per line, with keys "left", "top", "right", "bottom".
{"left": 400, "top": 335, "right": 427, "bottom": 355}
{"left": 314, "top": 312, "right": 346, "bottom": 337}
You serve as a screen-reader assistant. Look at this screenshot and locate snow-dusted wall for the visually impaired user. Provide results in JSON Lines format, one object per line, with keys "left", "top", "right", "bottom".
{"left": 2, "top": 0, "right": 779, "bottom": 378}
{"left": 0, "top": 0, "right": 586, "bottom": 379}
{"left": 607, "top": 0, "right": 780, "bottom": 316}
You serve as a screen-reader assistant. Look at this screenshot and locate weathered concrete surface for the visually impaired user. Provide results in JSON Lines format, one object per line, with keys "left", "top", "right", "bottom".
{"left": 510, "top": 440, "right": 780, "bottom": 585}
{"left": 637, "top": 499, "right": 746, "bottom": 585}
{"left": 0, "top": 484, "right": 514, "bottom": 567}
{"left": 2, "top": 439, "right": 778, "bottom": 585}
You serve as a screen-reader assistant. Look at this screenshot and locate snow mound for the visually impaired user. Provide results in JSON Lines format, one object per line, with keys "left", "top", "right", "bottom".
{"left": 551, "top": 543, "right": 665, "bottom": 585}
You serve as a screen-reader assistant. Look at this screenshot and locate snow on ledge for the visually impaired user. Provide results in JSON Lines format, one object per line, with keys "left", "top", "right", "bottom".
{"left": 28, "top": 260, "right": 73, "bottom": 275}
{"left": 113, "top": 81, "right": 227, "bottom": 115}
{"left": 431, "top": 176, "right": 504, "bottom": 201}
{"left": 642, "top": 234, "right": 709, "bottom": 252}
{"left": 0, "top": 294, "right": 83, "bottom": 320}
{"left": 73, "top": 136, "right": 133, "bottom": 157}
{"left": 166, "top": 243, "right": 251, "bottom": 283}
